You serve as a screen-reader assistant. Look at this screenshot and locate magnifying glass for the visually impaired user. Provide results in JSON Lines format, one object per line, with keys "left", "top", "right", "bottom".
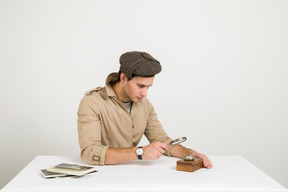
{"left": 169, "top": 137, "right": 187, "bottom": 145}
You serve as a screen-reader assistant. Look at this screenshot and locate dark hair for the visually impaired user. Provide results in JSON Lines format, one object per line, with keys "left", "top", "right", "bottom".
{"left": 115, "top": 71, "right": 133, "bottom": 82}
{"left": 117, "top": 71, "right": 154, "bottom": 83}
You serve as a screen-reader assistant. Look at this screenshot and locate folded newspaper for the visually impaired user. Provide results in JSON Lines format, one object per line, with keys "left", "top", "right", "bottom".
{"left": 41, "top": 163, "right": 97, "bottom": 178}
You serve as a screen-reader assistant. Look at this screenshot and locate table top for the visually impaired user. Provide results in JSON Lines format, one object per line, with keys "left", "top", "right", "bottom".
{"left": 1, "top": 155, "right": 287, "bottom": 192}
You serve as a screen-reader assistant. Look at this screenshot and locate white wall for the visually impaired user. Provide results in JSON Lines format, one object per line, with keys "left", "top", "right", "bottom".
{"left": 0, "top": 0, "right": 287, "bottom": 189}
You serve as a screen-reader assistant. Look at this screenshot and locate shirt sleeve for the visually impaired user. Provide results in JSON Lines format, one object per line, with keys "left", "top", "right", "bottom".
{"left": 144, "top": 100, "right": 174, "bottom": 156}
{"left": 77, "top": 94, "right": 109, "bottom": 165}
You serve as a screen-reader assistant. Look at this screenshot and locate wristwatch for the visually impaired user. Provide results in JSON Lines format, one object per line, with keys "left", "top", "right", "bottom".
{"left": 136, "top": 147, "right": 144, "bottom": 160}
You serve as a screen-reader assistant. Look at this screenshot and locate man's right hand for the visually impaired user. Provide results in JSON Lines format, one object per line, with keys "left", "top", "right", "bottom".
{"left": 142, "top": 142, "right": 168, "bottom": 160}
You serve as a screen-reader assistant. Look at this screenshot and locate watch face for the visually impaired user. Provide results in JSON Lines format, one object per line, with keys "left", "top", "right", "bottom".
{"left": 136, "top": 148, "right": 143, "bottom": 155}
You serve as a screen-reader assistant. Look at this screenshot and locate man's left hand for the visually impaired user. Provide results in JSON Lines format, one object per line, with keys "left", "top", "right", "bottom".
{"left": 190, "top": 152, "right": 213, "bottom": 169}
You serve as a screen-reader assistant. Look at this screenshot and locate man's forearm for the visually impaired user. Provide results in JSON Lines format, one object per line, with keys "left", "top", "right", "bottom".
{"left": 105, "top": 147, "right": 138, "bottom": 165}
{"left": 104, "top": 142, "right": 169, "bottom": 165}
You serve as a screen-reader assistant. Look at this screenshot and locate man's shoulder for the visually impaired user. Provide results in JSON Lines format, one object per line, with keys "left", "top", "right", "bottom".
{"left": 82, "top": 86, "right": 110, "bottom": 103}
{"left": 84, "top": 87, "right": 103, "bottom": 95}
{"left": 79, "top": 87, "right": 108, "bottom": 109}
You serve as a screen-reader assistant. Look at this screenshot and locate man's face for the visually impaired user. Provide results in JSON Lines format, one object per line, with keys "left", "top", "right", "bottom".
{"left": 122, "top": 75, "right": 154, "bottom": 103}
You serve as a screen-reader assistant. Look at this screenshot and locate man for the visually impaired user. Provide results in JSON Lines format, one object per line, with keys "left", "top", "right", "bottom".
{"left": 78, "top": 51, "right": 212, "bottom": 168}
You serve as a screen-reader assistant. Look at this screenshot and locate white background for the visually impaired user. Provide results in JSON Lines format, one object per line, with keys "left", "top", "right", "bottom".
{"left": 0, "top": 0, "right": 287, "bottom": 189}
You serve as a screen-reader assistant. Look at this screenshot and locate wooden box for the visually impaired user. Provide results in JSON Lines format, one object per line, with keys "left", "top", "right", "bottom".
{"left": 176, "top": 158, "right": 203, "bottom": 172}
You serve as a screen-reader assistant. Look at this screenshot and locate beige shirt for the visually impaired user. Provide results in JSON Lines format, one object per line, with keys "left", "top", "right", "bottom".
{"left": 78, "top": 73, "right": 173, "bottom": 165}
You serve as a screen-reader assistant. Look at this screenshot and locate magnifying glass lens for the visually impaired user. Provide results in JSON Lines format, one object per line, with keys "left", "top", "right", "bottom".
{"left": 169, "top": 137, "right": 187, "bottom": 145}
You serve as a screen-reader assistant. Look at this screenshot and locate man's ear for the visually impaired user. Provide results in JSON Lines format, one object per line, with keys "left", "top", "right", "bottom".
{"left": 120, "top": 73, "right": 128, "bottom": 83}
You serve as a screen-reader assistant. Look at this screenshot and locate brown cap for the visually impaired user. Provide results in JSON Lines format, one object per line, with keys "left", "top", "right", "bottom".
{"left": 119, "top": 51, "right": 162, "bottom": 79}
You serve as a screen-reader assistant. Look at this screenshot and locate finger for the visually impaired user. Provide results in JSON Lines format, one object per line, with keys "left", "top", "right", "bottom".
{"left": 203, "top": 159, "right": 213, "bottom": 169}
{"left": 208, "top": 161, "right": 213, "bottom": 169}
{"left": 158, "top": 147, "right": 166, "bottom": 154}
{"left": 158, "top": 142, "right": 168, "bottom": 150}
{"left": 157, "top": 151, "right": 163, "bottom": 158}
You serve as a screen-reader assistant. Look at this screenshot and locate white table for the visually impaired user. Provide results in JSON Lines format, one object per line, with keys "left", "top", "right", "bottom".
{"left": 1, "top": 155, "right": 287, "bottom": 192}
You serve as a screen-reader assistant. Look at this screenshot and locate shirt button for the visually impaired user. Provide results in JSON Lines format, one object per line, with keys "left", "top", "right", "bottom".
{"left": 132, "top": 124, "right": 135, "bottom": 128}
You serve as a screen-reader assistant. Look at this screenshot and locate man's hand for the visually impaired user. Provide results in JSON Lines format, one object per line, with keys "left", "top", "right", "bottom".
{"left": 142, "top": 142, "right": 168, "bottom": 160}
{"left": 190, "top": 152, "right": 213, "bottom": 169}
{"left": 171, "top": 145, "right": 213, "bottom": 169}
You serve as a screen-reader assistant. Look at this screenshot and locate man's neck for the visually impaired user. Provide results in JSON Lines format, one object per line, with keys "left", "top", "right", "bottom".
{"left": 112, "top": 82, "right": 130, "bottom": 103}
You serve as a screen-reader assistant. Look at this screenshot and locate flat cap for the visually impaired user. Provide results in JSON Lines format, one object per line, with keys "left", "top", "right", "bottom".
{"left": 119, "top": 51, "right": 161, "bottom": 79}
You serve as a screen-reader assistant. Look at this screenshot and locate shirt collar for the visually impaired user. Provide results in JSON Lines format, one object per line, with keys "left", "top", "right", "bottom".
{"left": 105, "top": 73, "right": 118, "bottom": 97}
